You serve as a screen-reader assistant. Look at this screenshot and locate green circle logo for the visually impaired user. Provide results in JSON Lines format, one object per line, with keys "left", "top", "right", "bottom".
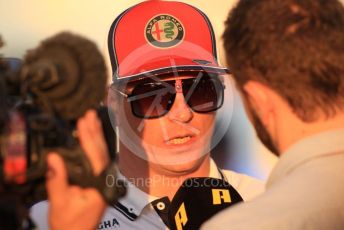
{"left": 145, "top": 14, "right": 185, "bottom": 48}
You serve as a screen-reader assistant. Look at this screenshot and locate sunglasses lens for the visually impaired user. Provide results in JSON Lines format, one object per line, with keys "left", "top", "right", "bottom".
{"left": 127, "top": 74, "right": 223, "bottom": 118}
{"left": 183, "top": 75, "right": 224, "bottom": 113}
{"left": 130, "top": 82, "right": 175, "bottom": 118}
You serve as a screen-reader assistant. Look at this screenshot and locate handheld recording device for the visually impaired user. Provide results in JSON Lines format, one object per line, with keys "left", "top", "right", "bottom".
{"left": 168, "top": 177, "right": 243, "bottom": 230}
{"left": 0, "top": 32, "right": 125, "bottom": 229}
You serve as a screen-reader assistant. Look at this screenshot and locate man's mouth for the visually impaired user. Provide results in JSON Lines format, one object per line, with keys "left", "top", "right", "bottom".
{"left": 166, "top": 136, "right": 193, "bottom": 145}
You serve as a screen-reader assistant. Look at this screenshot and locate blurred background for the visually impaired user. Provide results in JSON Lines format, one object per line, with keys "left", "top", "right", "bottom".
{"left": 0, "top": 0, "right": 280, "bottom": 180}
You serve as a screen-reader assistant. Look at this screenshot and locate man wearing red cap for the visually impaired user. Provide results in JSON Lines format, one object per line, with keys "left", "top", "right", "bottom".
{"left": 103, "top": 1, "right": 263, "bottom": 229}
{"left": 31, "top": 1, "right": 264, "bottom": 229}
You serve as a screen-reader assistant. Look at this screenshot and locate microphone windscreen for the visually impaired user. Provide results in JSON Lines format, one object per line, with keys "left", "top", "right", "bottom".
{"left": 168, "top": 177, "right": 243, "bottom": 230}
{"left": 22, "top": 32, "right": 107, "bottom": 121}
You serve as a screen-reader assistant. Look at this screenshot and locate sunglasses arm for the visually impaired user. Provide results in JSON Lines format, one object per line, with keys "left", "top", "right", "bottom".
{"left": 112, "top": 87, "right": 129, "bottom": 98}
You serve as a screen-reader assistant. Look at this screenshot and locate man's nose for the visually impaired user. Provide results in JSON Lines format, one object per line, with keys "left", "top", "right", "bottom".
{"left": 167, "top": 92, "right": 193, "bottom": 123}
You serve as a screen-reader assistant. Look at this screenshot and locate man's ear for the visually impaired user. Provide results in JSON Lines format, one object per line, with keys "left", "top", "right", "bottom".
{"left": 107, "top": 86, "right": 120, "bottom": 117}
{"left": 243, "top": 80, "right": 274, "bottom": 124}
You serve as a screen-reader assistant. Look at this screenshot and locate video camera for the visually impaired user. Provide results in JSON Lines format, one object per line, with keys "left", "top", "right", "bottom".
{"left": 0, "top": 32, "right": 125, "bottom": 229}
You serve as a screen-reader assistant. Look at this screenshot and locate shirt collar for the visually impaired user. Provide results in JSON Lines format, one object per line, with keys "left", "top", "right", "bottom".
{"left": 117, "top": 158, "right": 221, "bottom": 217}
{"left": 209, "top": 158, "right": 223, "bottom": 179}
{"left": 116, "top": 172, "right": 158, "bottom": 217}
{"left": 267, "top": 128, "right": 344, "bottom": 188}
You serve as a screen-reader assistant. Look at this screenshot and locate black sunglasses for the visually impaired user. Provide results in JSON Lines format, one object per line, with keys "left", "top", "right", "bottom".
{"left": 113, "top": 73, "right": 225, "bottom": 119}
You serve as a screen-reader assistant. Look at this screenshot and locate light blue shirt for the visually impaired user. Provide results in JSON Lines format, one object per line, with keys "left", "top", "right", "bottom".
{"left": 203, "top": 129, "right": 344, "bottom": 229}
{"left": 31, "top": 159, "right": 264, "bottom": 230}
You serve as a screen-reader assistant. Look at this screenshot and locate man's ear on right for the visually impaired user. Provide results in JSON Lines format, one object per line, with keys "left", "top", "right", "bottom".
{"left": 242, "top": 80, "right": 275, "bottom": 126}
{"left": 244, "top": 81, "right": 270, "bottom": 109}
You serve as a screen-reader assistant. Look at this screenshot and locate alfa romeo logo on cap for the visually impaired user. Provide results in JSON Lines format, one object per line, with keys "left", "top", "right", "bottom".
{"left": 145, "top": 14, "right": 185, "bottom": 48}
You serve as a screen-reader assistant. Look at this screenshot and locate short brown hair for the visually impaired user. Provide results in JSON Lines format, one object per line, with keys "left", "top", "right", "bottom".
{"left": 223, "top": 0, "right": 344, "bottom": 121}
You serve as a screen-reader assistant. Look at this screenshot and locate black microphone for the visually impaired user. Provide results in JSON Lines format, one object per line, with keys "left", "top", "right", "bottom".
{"left": 168, "top": 177, "right": 243, "bottom": 230}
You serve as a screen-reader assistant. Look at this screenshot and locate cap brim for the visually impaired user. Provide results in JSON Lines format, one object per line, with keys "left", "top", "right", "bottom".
{"left": 113, "top": 65, "right": 230, "bottom": 83}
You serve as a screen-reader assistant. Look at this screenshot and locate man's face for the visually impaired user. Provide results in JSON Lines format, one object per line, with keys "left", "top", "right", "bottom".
{"left": 114, "top": 73, "right": 222, "bottom": 175}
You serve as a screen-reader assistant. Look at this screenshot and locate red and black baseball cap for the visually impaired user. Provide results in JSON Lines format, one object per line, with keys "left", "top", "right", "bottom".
{"left": 108, "top": 0, "right": 229, "bottom": 83}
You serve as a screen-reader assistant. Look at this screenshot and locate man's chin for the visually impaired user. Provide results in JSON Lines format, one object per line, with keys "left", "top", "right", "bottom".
{"left": 153, "top": 154, "right": 208, "bottom": 176}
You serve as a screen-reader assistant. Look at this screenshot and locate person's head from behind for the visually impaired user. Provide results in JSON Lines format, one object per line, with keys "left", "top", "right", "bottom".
{"left": 223, "top": 0, "right": 344, "bottom": 155}
{"left": 107, "top": 0, "right": 228, "bottom": 175}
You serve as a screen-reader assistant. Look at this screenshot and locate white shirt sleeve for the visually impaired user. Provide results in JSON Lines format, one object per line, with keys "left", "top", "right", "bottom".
{"left": 30, "top": 201, "right": 50, "bottom": 230}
